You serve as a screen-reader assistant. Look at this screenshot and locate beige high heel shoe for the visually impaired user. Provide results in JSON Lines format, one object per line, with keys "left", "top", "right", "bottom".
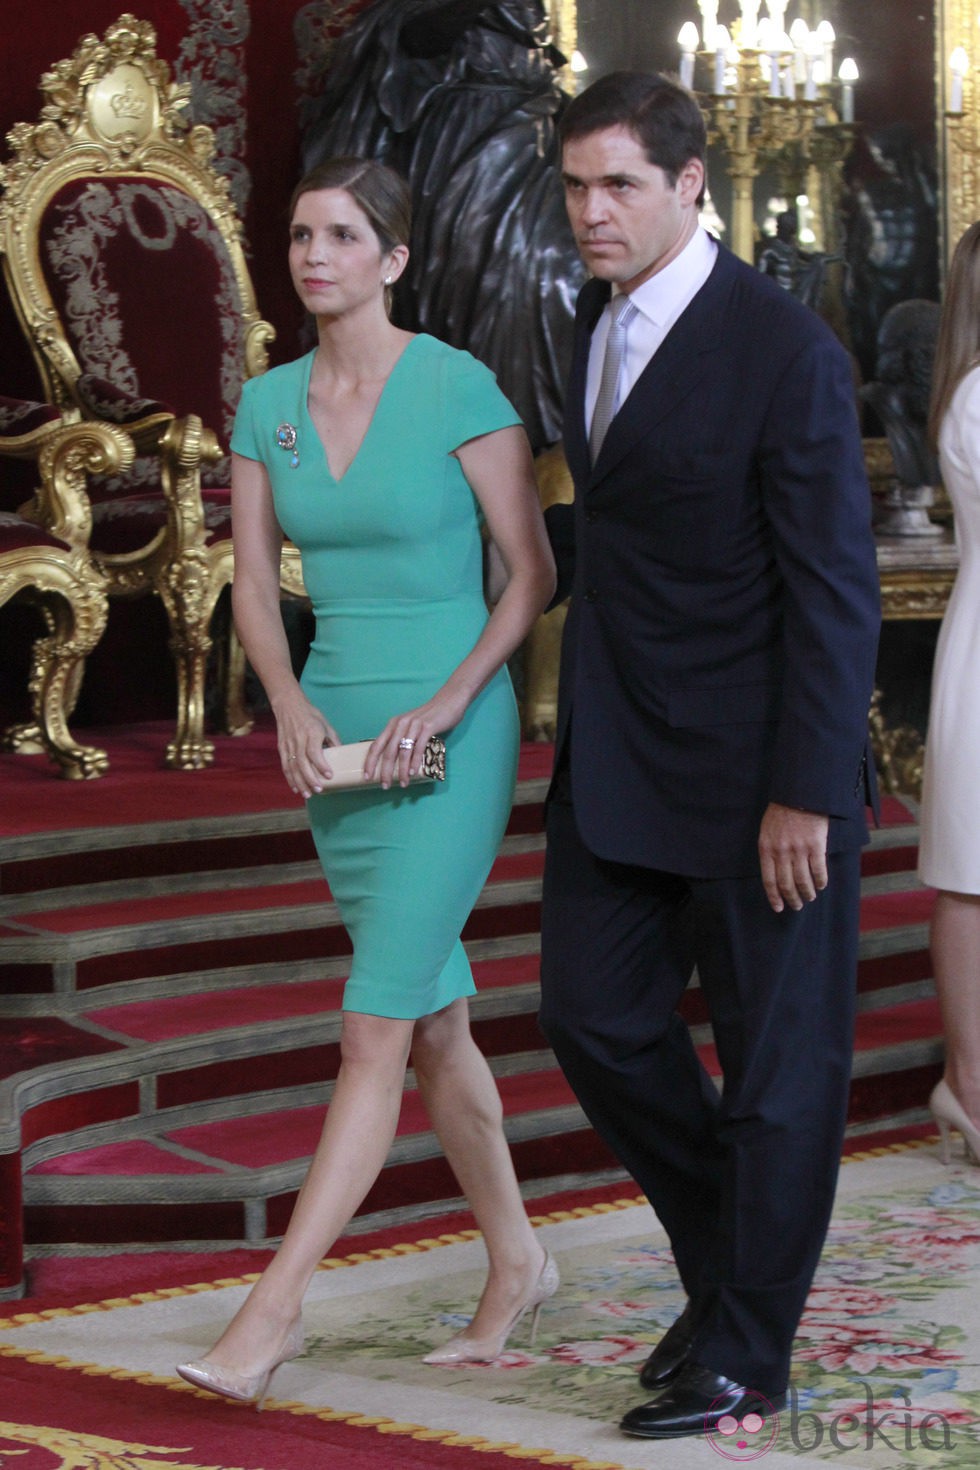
{"left": 422, "top": 1249, "right": 559, "bottom": 1365}
{"left": 930, "top": 1079, "right": 980, "bottom": 1166}
{"left": 176, "top": 1315, "right": 305, "bottom": 1409}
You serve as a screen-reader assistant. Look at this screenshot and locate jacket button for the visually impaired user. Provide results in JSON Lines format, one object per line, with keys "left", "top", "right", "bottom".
{"left": 586, "top": 508, "right": 598, "bottom": 523}
{"left": 584, "top": 586, "right": 597, "bottom": 602}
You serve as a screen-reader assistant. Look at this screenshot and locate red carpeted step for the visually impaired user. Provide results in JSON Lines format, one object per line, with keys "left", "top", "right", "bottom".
{"left": 853, "top": 993, "right": 942, "bottom": 1051}
{"left": 84, "top": 952, "right": 542, "bottom": 1043}
{"left": 29, "top": 1138, "right": 224, "bottom": 1177}
{"left": 8, "top": 849, "right": 544, "bottom": 938}
{"left": 861, "top": 886, "right": 935, "bottom": 931}
{"left": 0, "top": 1018, "right": 125, "bottom": 1085}
{"left": 26, "top": 1068, "right": 581, "bottom": 1178}
{"left": 0, "top": 851, "right": 545, "bottom": 995}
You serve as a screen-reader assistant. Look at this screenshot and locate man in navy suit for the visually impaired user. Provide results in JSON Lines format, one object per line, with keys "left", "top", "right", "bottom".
{"left": 538, "top": 71, "right": 880, "bottom": 1440}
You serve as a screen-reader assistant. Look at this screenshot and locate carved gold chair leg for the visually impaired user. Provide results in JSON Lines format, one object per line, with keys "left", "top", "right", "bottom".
{"left": 163, "top": 618, "right": 216, "bottom": 770}
{"left": 156, "top": 546, "right": 216, "bottom": 769}
{"left": 221, "top": 621, "right": 254, "bottom": 737}
{"left": 1, "top": 722, "right": 45, "bottom": 755}
{"left": 30, "top": 593, "right": 110, "bottom": 779}
{"left": 1, "top": 564, "right": 110, "bottom": 779}
{"left": 0, "top": 417, "right": 126, "bottom": 777}
{"left": 156, "top": 417, "right": 224, "bottom": 770}
{"left": 4, "top": 616, "right": 90, "bottom": 757}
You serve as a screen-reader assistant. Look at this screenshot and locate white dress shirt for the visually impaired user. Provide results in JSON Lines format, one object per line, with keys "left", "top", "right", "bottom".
{"left": 585, "top": 226, "right": 719, "bottom": 436}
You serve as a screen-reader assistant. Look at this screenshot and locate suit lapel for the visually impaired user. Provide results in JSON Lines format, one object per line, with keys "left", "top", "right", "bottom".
{"left": 587, "top": 247, "right": 738, "bottom": 488}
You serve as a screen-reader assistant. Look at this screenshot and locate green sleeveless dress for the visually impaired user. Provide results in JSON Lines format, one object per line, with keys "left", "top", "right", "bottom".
{"left": 231, "top": 334, "right": 522, "bottom": 1017}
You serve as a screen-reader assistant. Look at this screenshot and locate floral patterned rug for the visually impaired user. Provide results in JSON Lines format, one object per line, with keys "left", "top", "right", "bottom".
{"left": 2, "top": 1140, "right": 979, "bottom": 1470}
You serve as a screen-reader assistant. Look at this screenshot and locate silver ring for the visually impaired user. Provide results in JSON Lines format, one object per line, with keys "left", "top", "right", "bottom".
{"left": 286, "top": 757, "right": 297, "bottom": 763}
{"left": 398, "top": 737, "right": 416, "bottom": 750}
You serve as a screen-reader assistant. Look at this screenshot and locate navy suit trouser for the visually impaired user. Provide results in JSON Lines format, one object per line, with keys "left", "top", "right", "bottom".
{"left": 539, "top": 789, "right": 861, "bottom": 1397}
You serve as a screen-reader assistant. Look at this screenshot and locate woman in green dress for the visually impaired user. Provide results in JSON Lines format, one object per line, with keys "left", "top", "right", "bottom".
{"left": 176, "top": 157, "right": 557, "bottom": 1405}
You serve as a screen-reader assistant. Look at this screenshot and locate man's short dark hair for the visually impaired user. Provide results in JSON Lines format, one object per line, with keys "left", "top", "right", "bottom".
{"left": 559, "top": 71, "right": 707, "bottom": 207}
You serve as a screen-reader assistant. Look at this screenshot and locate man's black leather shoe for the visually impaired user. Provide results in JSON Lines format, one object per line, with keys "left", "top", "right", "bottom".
{"left": 620, "top": 1362, "right": 787, "bottom": 1439}
{"left": 638, "top": 1302, "right": 696, "bottom": 1390}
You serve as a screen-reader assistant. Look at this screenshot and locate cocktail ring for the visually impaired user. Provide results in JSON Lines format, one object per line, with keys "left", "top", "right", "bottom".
{"left": 398, "top": 737, "right": 416, "bottom": 750}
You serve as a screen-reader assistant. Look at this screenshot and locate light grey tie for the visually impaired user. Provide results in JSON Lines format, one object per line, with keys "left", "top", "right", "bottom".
{"left": 589, "top": 294, "right": 638, "bottom": 463}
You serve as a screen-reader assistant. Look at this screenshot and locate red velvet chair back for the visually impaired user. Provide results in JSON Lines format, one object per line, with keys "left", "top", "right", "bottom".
{"left": 40, "top": 176, "right": 245, "bottom": 491}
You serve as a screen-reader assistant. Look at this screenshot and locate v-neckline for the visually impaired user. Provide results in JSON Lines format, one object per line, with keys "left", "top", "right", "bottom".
{"left": 304, "top": 334, "right": 420, "bottom": 485}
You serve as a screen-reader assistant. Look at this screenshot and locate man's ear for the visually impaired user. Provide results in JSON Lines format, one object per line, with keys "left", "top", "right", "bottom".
{"left": 677, "top": 157, "right": 705, "bottom": 204}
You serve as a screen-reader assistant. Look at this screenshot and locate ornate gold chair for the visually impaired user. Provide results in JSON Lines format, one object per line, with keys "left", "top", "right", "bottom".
{"left": 0, "top": 13, "right": 304, "bottom": 769}
{"left": 0, "top": 396, "right": 133, "bottom": 778}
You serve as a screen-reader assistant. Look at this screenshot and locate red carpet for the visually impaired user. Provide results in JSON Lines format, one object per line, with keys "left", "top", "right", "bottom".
{"left": 0, "top": 1342, "right": 572, "bottom": 1470}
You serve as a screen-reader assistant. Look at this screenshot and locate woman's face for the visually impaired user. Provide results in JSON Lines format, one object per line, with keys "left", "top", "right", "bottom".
{"left": 288, "top": 187, "right": 402, "bottom": 319}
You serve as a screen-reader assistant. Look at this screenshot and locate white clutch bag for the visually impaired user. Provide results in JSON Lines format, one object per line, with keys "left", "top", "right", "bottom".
{"left": 321, "top": 735, "right": 446, "bottom": 790}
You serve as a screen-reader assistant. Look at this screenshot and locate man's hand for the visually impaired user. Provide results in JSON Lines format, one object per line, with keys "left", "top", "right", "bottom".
{"left": 758, "top": 802, "right": 830, "bottom": 913}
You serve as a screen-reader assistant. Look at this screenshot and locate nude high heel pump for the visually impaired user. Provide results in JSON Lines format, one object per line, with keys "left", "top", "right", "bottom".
{"left": 930, "top": 1079, "right": 980, "bottom": 1166}
{"left": 176, "top": 1315, "right": 305, "bottom": 1409}
{"left": 422, "top": 1249, "right": 559, "bottom": 1365}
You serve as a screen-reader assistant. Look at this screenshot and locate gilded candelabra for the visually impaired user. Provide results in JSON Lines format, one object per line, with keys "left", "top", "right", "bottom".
{"left": 678, "top": 3, "right": 856, "bottom": 261}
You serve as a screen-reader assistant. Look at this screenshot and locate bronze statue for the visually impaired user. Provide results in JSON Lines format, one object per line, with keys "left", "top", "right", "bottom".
{"left": 758, "top": 209, "right": 832, "bottom": 311}
{"left": 301, "top": 0, "right": 586, "bottom": 453}
{"left": 861, "top": 298, "right": 943, "bottom": 536}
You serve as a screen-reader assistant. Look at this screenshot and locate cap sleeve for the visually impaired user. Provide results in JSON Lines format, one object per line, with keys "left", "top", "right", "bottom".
{"left": 446, "top": 349, "right": 522, "bottom": 454}
{"left": 230, "top": 375, "right": 263, "bottom": 463}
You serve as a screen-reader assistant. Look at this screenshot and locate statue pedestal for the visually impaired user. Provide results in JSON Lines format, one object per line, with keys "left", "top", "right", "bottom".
{"left": 875, "top": 484, "right": 944, "bottom": 537}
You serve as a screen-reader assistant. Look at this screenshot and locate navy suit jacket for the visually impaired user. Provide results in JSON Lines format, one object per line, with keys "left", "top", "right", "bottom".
{"left": 549, "top": 243, "right": 881, "bottom": 878}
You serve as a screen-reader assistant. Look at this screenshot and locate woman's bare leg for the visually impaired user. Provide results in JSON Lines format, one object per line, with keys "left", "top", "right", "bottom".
{"left": 200, "top": 1011, "right": 415, "bottom": 1373}
{"left": 932, "top": 890, "right": 980, "bottom": 1121}
{"left": 412, "top": 998, "right": 547, "bottom": 1341}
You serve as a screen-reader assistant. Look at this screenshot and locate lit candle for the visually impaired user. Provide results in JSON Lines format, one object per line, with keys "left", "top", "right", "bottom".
{"left": 698, "top": 0, "right": 719, "bottom": 53}
{"left": 950, "top": 47, "right": 969, "bottom": 114}
{"left": 789, "top": 18, "right": 809, "bottom": 84}
{"left": 570, "top": 48, "right": 588, "bottom": 93}
{"left": 757, "top": 19, "right": 780, "bottom": 96}
{"left": 714, "top": 24, "right": 731, "bottom": 94}
{"left": 838, "top": 57, "right": 858, "bottom": 124}
{"left": 739, "top": 0, "right": 760, "bottom": 51}
{"left": 766, "top": 0, "right": 788, "bottom": 30}
{"left": 816, "top": 20, "right": 835, "bottom": 82}
{"left": 678, "top": 22, "right": 699, "bottom": 90}
{"left": 804, "top": 32, "right": 822, "bottom": 100}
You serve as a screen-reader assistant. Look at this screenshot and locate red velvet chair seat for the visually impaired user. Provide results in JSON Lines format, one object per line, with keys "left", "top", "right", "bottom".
{"left": 76, "top": 374, "right": 173, "bottom": 425}
{"left": 0, "top": 511, "right": 71, "bottom": 553}
{"left": 0, "top": 397, "right": 63, "bottom": 437}
{"left": 89, "top": 490, "right": 233, "bottom": 555}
